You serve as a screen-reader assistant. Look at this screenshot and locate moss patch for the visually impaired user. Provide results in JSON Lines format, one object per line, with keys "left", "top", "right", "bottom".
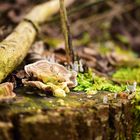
{"left": 74, "top": 70, "right": 126, "bottom": 93}
{"left": 112, "top": 67, "right": 140, "bottom": 83}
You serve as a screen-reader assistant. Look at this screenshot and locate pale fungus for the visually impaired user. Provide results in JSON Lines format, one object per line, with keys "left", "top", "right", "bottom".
{"left": 0, "top": 82, "right": 16, "bottom": 100}
{"left": 23, "top": 60, "right": 77, "bottom": 97}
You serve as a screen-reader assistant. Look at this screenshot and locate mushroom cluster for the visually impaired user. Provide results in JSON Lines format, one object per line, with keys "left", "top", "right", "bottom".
{"left": 23, "top": 60, "right": 77, "bottom": 97}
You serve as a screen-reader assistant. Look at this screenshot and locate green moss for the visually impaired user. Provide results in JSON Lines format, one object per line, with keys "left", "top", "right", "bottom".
{"left": 10, "top": 97, "right": 43, "bottom": 113}
{"left": 73, "top": 69, "right": 94, "bottom": 92}
{"left": 74, "top": 69, "right": 126, "bottom": 93}
{"left": 112, "top": 67, "right": 140, "bottom": 83}
{"left": 0, "top": 87, "right": 91, "bottom": 115}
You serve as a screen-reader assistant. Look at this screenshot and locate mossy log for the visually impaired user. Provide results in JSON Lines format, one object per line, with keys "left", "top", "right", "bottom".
{"left": 0, "top": 0, "right": 75, "bottom": 83}
{"left": 0, "top": 89, "right": 138, "bottom": 140}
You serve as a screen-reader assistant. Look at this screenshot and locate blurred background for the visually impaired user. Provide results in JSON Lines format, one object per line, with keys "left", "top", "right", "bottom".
{"left": 0, "top": 0, "right": 140, "bottom": 48}
{"left": 0, "top": 0, "right": 140, "bottom": 74}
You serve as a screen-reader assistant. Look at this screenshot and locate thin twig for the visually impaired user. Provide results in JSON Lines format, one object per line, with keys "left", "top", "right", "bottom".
{"left": 59, "top": 0, "right": 74, "bottom": 64}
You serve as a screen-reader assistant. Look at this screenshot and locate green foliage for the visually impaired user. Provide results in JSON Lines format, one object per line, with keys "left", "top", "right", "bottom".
{"left": 74, "top": 69, "right": 126, "bottom": 93}
{"left": 74, "top": 69, "right": 94, "bottom": 92}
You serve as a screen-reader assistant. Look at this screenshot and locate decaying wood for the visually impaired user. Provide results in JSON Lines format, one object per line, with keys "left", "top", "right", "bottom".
{"left": 0, "top": 0, "right": 75, "bottom": 83}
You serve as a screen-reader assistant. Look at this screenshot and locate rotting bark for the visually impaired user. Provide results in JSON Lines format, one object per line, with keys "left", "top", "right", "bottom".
{"left": 0, "top": 0, "right": 75, "bottom": 83}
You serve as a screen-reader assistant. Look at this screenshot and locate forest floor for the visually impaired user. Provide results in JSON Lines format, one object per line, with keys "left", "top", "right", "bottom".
{"left": 0, "top": 0, "right": 140, "bottom": 140}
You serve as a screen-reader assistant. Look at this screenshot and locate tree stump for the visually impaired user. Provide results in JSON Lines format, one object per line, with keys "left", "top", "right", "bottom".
{"left": 0, "top": 89, "right": 139, "bottom": 140}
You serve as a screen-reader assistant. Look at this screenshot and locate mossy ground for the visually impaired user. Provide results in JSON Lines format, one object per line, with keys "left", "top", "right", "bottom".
{"left": 112, "top": 67, "right": 140, "bottom": 83}
{"left": 74, "top": 69, "right": 126, "bottom": 94}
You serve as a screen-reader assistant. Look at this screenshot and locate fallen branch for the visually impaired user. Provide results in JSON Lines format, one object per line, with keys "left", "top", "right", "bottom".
{"left": 0, "top": 0, "right": 75, "bottom": 83}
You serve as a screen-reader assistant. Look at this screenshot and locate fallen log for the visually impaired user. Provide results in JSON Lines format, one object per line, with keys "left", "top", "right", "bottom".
{"left": 0, "top": 0, "right": 75, "bottom": 83}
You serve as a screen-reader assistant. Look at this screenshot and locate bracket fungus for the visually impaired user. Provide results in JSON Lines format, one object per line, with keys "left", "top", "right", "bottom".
{"left": 23, "top": 60, "right": 77, "bottom": 97}
{"left": 0, "top": 82, "right": 16, "bottom": 101}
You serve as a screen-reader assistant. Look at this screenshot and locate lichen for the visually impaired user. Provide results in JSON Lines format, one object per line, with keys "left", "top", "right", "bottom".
{"left": 74, "top": 69, "right": 126, "bottom": 93}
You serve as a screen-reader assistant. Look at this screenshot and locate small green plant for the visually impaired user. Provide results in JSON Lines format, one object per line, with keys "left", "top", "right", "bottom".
{"left": 73, "top": 69, "right": 94, "bottom": 92}
{"left": 74, "top": 69, "right": 126, "bottom": 93}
